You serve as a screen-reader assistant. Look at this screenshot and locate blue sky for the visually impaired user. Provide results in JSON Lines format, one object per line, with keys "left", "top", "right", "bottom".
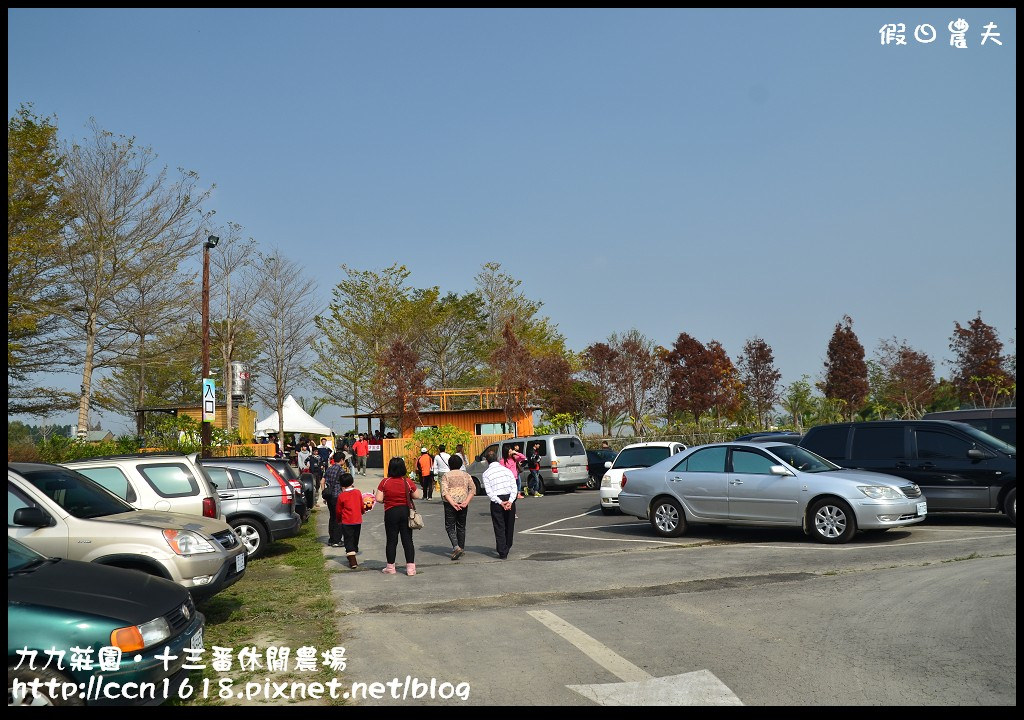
{"left": 8, "top": 9, "right": 1017, "bottom": 434}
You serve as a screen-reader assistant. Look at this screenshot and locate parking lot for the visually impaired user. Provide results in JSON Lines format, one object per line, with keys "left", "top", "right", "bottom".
{"left": 324, "top": 477, "right": 1016, "bottom": 705}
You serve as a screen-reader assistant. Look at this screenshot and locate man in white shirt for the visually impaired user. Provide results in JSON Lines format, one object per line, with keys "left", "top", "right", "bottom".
{"left": 481, "top": 449, "right": 517, "bottom": 559}
{"left": 431, "top": 444, "right": 451, "bottom": 500}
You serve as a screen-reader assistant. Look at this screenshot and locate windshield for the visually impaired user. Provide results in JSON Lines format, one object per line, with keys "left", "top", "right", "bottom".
{"left": 768, "top": 444, "right": 841, "bottom": 473}
{"left": 958, "top": 424, "right": 1016, "bottom": 454}
{"left": 8, "top": 536, "right": 47, "bottom": 573}
{"left": 21, "top": 466, "right": 136, "bottom": 518}
{"left": 612, "top": 446, "right": 672, "bottom": 469}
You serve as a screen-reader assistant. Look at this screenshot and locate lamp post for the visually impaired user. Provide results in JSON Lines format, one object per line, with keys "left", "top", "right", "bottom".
{"left": 201, "top": 235, "right": 219, "bottom": 458}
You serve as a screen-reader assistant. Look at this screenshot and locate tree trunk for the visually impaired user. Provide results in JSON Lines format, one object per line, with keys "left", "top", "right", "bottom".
{"left": 76, "top": 314, "right": 98, "bottom": 439}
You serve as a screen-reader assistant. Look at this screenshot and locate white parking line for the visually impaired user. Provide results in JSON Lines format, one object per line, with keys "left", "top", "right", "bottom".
{"left": 527, "top": 609, "right": 651, "bottom": 682}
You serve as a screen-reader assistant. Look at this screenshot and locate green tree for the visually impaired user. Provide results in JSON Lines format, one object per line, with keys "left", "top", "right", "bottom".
{"left": 420, "top": 291, "right": 488, "bottom": 393}
{"left": 8, "top": 104, "right": 75, "bottom": 415}
{"left": 780, "top": 376, "right": 816, "bottom": 432}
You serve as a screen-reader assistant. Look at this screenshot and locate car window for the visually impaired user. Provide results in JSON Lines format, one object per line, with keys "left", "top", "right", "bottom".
{"left": 553, "top": 437, "right": 582, "bottom": 456}
{"left": 613, "top": 446, "right": 671, "bottom": 469}
{"left": 851, "top": 426, "right": 905, "bottom": 460}
{"left": 234, "top": 470, "right": 271, "bottom": 489}
{"left": 8, "top": 484, "right": 36, "bottom": 526}
{"left": 204, "top": 466, "right": 231, "bottom": 489}
{"left": 481, "top": 444, "right": 498, "bottom": 461}
{"left": 916, "top": 430, "right": 972, "bottom": 460}
{"left": 730, "top": 449, "right": 776, "bottom": 474}
{"left": 72, "top": 467, "right": 137, "bottom": 503}
{"left": 18, "top": 467, "right": 134, "bottom": 518}
{"left": 672, "top": 446, "right": 727, "bottom": 473}
{"left": 138, "top": 463, "right": 199, "bottom": 498}
{"left": 804, "top": 426, "right": 848, "bottom": 459}
{"left": 768, "top": 445, "right": 838, "bottom": 472}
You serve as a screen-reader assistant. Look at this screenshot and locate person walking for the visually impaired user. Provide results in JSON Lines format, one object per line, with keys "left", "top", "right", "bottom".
{"left": 297, "top": 443, "right": 312, "bottom": 475}
{"left": 322, "top": 452, "right": 345, "bottom": 547}
{"left": 308, "top": 443, "right": 325, "bottom": 505}
{"left": 375, "top": 457, "right": 422, "bottom": 575}
{"left": 432, "top": 444, "right": 451, "bottom": 497}
{"left": 482, "top": 448, "right": 518, "bottom": 559}
{"left": 417, "top": 447, "right": 434, "bottom": 500}
{"left": 441, "top": 454, "right": 475, "bottom": 560}
{"left": 335, "top": 472, "right": 367, "bottom": 568}
{"left": 526, "top": 441, "right": 544, "bottom": 497}
{"left": 501, "top": 445, "right": 526, "bottom": 499}
{"left": 353, "top": 434, "right": 369, "bottom": 476}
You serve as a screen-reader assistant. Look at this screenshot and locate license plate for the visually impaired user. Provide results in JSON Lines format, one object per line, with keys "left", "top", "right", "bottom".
{"left": 235, "top": 553, "right": 245, "bottom": 572}
{"left": 917, "top": 502, "right": 927, "bottom": 516}
{"left": 191, "top": 627, "right": 203, "bottom": 651}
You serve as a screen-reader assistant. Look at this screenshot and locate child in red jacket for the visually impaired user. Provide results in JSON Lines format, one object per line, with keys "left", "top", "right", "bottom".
{"left": 335, "top": 472, "right": 368, "bottom": 568}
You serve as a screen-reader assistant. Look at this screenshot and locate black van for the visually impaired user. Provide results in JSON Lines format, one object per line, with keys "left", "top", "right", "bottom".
{"left": 799, "top": 420, "right": 1016, "bottom": 525}
{"left": 922, "top": 407, "right": 1015, "bottom": 446}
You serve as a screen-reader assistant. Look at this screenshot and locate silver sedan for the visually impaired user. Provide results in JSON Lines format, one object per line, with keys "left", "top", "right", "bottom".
{"left": 617, "top": 441, "right": 927, "bottom": 544}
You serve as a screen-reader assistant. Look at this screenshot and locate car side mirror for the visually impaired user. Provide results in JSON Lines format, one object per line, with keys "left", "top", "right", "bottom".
{"left": 476, "top": 455, "right": 483, "bottom": 462}
{"left": 770, "top": 465, "right": 793, "bottom": 476}
{"left": 967, "top": 447, "right": 989, "bottom": 460}
{"left": 604, "top": 461, "right": 612, "bottom": 469}
{"left": 13, "top": 506, "right": 52, "bottom": 528}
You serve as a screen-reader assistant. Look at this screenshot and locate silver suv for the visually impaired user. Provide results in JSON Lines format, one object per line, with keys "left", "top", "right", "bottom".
{"left": 8, "top": 463, "right": 247, "bottom": 601}
{"left": 63, "top": 452, "right": 222, "bottom": 521}
{"left": 197, "top": 458, "right": 303, "bottom": 559}
{"left": 467, "top": 434, "right": 590, "bottom": 493}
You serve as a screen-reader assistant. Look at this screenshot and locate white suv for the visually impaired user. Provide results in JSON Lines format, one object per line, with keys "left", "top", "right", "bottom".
{"left": 63, "top": 452, "right": 222, "bottom": 521}
{"left": 600, "top": 442, "right": 687, "bottom": 514}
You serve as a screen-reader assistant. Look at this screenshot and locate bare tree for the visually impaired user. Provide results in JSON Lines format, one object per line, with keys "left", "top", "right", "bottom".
{"left": 608, "top": 329, "right": 662, "bottom": 435}
{"left": 490, "top": 319, "right": 535, "bottom": 426}
{"left": 374, "top": 339, "right": 428, "bottom": 435}
{"left": 59, "top": 119, "right": 211, "bottom": 436}
{"left": 580, "top": 342, "right": 625, "bottom": 436}
{"left": 251, "top": 249, "right": 321, "bottom": 450}
{"left": 208, "top": 223, "right": 265, "bottom": 431}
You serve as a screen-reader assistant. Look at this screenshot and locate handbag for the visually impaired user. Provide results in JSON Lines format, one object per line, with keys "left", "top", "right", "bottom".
{"left": 406, "top": 481, "right": 424, "bottom": 530}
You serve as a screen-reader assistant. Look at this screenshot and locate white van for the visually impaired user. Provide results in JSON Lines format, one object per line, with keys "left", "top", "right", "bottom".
{"left": 467, "top": 434, "right": 590, "bottom": 493}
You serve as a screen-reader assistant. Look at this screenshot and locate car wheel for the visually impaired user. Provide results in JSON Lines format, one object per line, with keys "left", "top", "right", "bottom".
{"left": 809, "top": 497, "right": 856, "bottom": 544}
{"left": 585, "top": 476, "right": 599, "bottom": 490}
{"left": 230, "top": 518, "right": 269, "bottom": 559}
{"left": 650, "top": 497, "right": 687, "bottom": 537}
{"left": 8, "top": 666, "right": 83, "bottom": 706}
{"left": 1004, "top": 487, "right": 1016, "bottom": 525}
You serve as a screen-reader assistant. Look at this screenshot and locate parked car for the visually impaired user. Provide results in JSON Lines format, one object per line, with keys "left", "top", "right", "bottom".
{"left": 799, "top": 420, "right": 1016, "bottom": 525}
{"left": 599, "top": 441, "right": 687, "bottom": 515}
{"left": 8, "top": 536, "right": 205, "bottom": 706}
{"left": 206, "top": 456, "right": 312, "bottom": 521}
{"left": 196, "top": 458, "right": 303, "bottom": 559}
{"left": 733, "top": 431, "right": 802, "bottom": 443}
{"left": 922, "top": 407, "right": 1016, "bottom": 446}
{"left": 8, "top": 463, "right": 246, "bottom": 601}
{"left": 466, "top": 434, "right": 589, "bottom": 493}
{"left": 617, "top": 441, "right": 927, "bottom": 543}
{"left": 63, "top": 452, "right": 222, "bottom": 521}
{"left": 585, "top": 449, "right": 618, "bottom": 490}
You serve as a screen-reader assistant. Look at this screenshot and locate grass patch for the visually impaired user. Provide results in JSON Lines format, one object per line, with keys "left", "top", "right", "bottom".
{"left": 177, "top": 511, "right": 343, "bottom": 706}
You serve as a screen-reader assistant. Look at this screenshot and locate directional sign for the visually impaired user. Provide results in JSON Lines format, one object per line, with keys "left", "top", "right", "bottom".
{"left": 202, "top": 379, "right": 216, "bottom": 422}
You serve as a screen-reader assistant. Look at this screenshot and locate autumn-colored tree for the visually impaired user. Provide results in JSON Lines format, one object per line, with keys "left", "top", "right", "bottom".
{"left": 737, "top": 337, "right": 781, "bottom": 430}
{"left": 490, "top": 319, "right": 535, "bottom": 426}
{"left": 871, "top": 338, "right": 936, "bottom": 418}
{"left": 948, "top": 312, "right": 1014, "bottom": 408}
{"left": 665, "top": 332, "right": 718, "bottom": 427}
{"left": 581, "top": 342, "right": 626, "bottom": 436}
{"left": 608, "top": 330, "right": 662, "bottom": 435}
{"left": 374, "top": 339, "right": 428, "bottom": 436}
{"left": 706, "top": 341, "right": 743, "bottom": 426}
{"left": 822, "top": 315, "right": 869, "bottom": 421}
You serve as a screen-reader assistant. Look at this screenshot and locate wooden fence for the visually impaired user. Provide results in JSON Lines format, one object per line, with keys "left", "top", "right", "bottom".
{"left": 139, "top": 443, "right": 277, "bottom": 457}
{"left": 381, "top": 434, "right": 513, "bottom": 473}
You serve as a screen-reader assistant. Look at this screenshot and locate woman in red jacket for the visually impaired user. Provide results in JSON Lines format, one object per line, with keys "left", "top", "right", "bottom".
{"left": 374, "top": 457, "right": 422, "bottom": 575}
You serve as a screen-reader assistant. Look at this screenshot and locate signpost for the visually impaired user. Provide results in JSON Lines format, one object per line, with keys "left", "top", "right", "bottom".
{"left": 203, "top": 379, "right": 216, "bottom": 423}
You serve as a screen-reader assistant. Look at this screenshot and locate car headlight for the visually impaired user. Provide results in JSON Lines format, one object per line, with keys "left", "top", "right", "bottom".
{"left": 857, "top": 485, "right": 904, "bottom": 500}
{"left": 601, "top": 476, "right": 611, "bottom": 488}
{"left": 110, "top": 616, "right": 171, "bottom": 653}
{"left": 163, "top": 528, "right": 216, "bottom": 555}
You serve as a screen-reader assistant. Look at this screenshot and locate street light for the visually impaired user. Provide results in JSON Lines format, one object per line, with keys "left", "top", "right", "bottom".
{"left": 201, "top": 235, "right": 219, "bottom": 458}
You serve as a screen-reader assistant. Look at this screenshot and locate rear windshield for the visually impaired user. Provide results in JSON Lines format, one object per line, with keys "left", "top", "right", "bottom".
{"left": 612, "top": 446, "right": 672, "bottom": 469}
{"left": 552, "top": 437, "right": 584, "bottom": 456}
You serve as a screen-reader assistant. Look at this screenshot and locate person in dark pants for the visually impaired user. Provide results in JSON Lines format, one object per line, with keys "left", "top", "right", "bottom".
{"left": 322, "top": 452, "right": 345, "bottom": 547}
{"left": 416, "top": 447, "right": 434, "bottom": 500}
{"left": 335, "top": 472, "right": 366, "bottom": 568}
{"left": 440, "top": 454, "right": 475, "bottom": 560}
{"left": 481, "top": 449, "right": 517, "bottom": 559}
{"left": 374, "top": 456, "right": 422, "bottom": 576}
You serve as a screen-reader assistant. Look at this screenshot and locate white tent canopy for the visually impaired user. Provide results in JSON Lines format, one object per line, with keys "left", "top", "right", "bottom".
{"left": 255, "top": 395, "right": 332, "bottom": 436}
